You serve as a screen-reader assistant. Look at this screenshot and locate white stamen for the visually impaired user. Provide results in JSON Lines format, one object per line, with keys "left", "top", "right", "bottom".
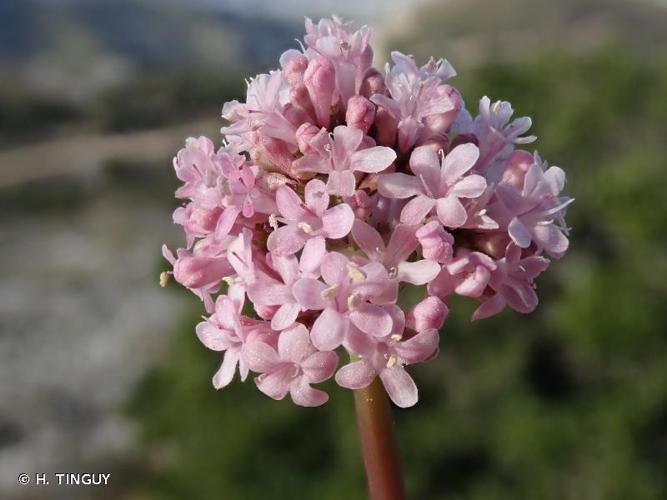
{"left": 347, "top": 292, "right": 362, "bottom": 310}
{"left": 298, "top": 222, "right": 313, "bottom": 234}
{"left": 386, "top": 355, "right": 398, "bottom": 368}
{"left": 321, "top": 284, "right": 339, "bottom": 301}
{"left": 348, "top": 265, "right": 366, "bottom": 282}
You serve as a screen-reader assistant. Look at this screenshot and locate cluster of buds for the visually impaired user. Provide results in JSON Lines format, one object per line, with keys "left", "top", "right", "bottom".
{"left": 162, "top": 17, "right": 573, "bottom": 408}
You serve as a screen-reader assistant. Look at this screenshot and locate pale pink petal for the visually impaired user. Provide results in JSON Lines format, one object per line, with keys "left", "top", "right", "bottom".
{"left": 299, "top": 236, "right": 326, "bottom": 275}
{"left": 267, "top": 224, "right": 307, "bottom": 256}
{"left": 377, "top": 173, "right": 424, "bottom": 199}
{"left": 394, "top": 329, "right": 439, "bottom": 363}
{"left": 276, "top": 186, "right": 308, "bottom": 221}
{"left": 292, "top": 278, "right": 328, "bottom": 310}
{"left": 301, "top": 351, "right": 338, "bottom": 383}
{"left": 450, "top": 174, "right": 487, "bottom": 198}
{"left": 270, "top": 302, "right": 301, "bottom": 331}
{"left": 352, "top": 220, "right": 385, "bottom": 261}
{"left": 400, "top": 195, "right": 436, "bottom": 224}
{"left": 277, "top": 323, "right": 313, "bottom": 363}
{"left": 247, "top": 280, "right": 292, "bottom": 306}
{"left": 311, "top": 308, "right": 348, "bottom": 350}
{"left": 436, "top": 195, "right": 468, "bottom": 228}
{"left": 472, "top": 293, "right": 507, "bottom": 321}
{"left": 304, "top": 179, "right": 330, "bottom": 215}
{"left": 533, "top": 224, "right": 569, "bottom": 258}
{"left": 212, "top": 349, "right": 240, "bottom": 389}
{"left": 349, "top": 303, "right": 393, "bottom": 338}
{"left": 320, "top": 251, "right": 349, "bottom": 286}
{"left": 195, "top": 323, "right": 227, "bottom": 351}
{"left": 442, "top": 143, "right": 480, "bottom": 186}
{"left": 215, "top": 206, "right": 241, "bottom": 239}
{"left": 335, "top": 360, "right": 376, "bottom": 389}
{"left": 396, "top": 260, "right": 441, "bottom": 285}
{"left": 244, "top": 341, "right": 280, "bottom": 373}
{"left": 455, "top": 266, "right": 491, "bottom": 297}
{"left": 256, "top": 366, "right": 293, "bottom": 400}
{"left": 508, "top": 217, "right": 532, "bottom": 248}
{"left": 326, "top": 170, "right": 357, "bottom": 197}
{"left": 380, "top": 367, "right": 418, "bottom": 408}
{"left": 409, "top": 146, "right": 441, "bottom": 189}
{"left": 385, "top": 224, "right": 419, "bottom": 265}
{"left": 289, "top": 379, "right": 329, "bottom": 407}
{"left": 322, "top": 202, "right": 354, "bottom": 239}
{"left": 350, "top": 146, "right": 397, "bottom": 173}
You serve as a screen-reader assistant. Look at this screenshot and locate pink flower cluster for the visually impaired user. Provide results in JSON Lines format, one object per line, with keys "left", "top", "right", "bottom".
{"left": 162, "top": 17, "right": 572, "bottom": 408}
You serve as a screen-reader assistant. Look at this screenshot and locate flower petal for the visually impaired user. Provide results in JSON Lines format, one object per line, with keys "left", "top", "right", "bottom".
{"left": 304, "top": 178, "right": 330, "bottom": 215}
{"left": 508, "top": 217, "right": 532, "bottom": 248}
{"left": 436, "top": 195, "right": 467, "bottom": 228}
{"left": 350, "top": 146, "right": 397, "bottom": 173}
{"left": 311, "top": 308, "right": 349, "bottom": 350}
{"left": 377, "top": 173, "right": 423, "bottom": 199}
{"left": 352, "top": 219, "right": 385, "bottom": 261}
{"left": 244, "top": 341, "right": 280, "bottom": 373}
{"left": 396, "top": 259, "right": 441, "bottom": 285}
{"left": 442, "top": 143, "right": 480, "bottom": 186}
{"left": 278, "top": 323, "right": 313, "bottom": 363}
{"left": 301, "top": 351, "right": 338, "bottom": 383}
{"left": 292, "top": 278, "right": 328, "bottom": 310}
{"left": 270, "top": 302, "right": 301, "bottom": 331}
{"left": 267, "top": 224, "right": 307, "bottom": 256}
{"left": 349, "top": 303, "right": 393, "bottom": 338}
{"left": 322, "top": 203, "right": 354, "bottom": 239}
{"left": 326, "top": 170, "right": 356, "bottom": 197}
{"left": 450, "top": 174, "right": 487, "bottom": 198}
{"left": 400, "top": 195, "right": 436, "bottom": 224}
{"left": 380, "top": 367, "right": 418, "bottom": 408}
{"left": 276, "top": 185, "right": 308, "bottom": 221}
{"left": 335, "top": 360, "right": 376, "bottom": 389}
{"left": 289, "top": 379, "right": 329, "bottom": 407}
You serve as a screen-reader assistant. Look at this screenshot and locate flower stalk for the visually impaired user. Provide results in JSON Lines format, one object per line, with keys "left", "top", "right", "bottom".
{"left": 354, "top": 377, "right": 406, "bottom": 500}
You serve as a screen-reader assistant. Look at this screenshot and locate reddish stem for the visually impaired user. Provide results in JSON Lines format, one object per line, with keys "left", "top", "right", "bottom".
{"left": 354, "top": 377, "right": 406, "bottom": 500}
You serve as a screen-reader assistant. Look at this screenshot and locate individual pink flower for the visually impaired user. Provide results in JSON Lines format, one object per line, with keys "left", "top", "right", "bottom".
{"left": 406, "top": 296, "right": 449, "bottom": 332}
{"left": 266, "top": 179, "right": 354, "bottom": 255}
{"left": 371, "top": 51, "right": 459, "bottom": 151}
{"left": 248, "top": 237, "right": 326, "bottom": 330}
{"left": 292, "top": 252, "right": 398, "bottom": 350}
{"left": 472, "top": 243, "right": 550, "bottom": 320}
{"left": 336, "top": 325, "right": 439, "bottom": 408}
{"left": 195, "top": 294, "right": 273, "bottom": 389}
{"left": 245, "top": 323, "right": 338, "bottom": 407}
{"left": 492, "top": 154, "right": 573, "bottom": 258}
{"left": 428, "top": 250, "right": 497, "bottom": 299}
{"left": 415, "top": 220, "right": 455, "bottom": 263}
{"left": 351, "top": 220, "right": 440, "bottom": 285}
{"left": 162, "top": 244, "right": 232, "bottom": 312}
{"left": 378, "top": 143, "right": 487, "bottom": 227}
{"left": 303, "top": 16, "right": 373, "bottom": 105}
{"left": 293, "top": 125, "right": 396, "bottom": 197}
{"left": 473, "top": 96, "right": 536, "bottom": 174}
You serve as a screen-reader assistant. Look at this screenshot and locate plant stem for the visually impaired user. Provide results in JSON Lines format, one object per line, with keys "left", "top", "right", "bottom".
{"left": 354, "top": 377, "right": 406, "bottom": 500}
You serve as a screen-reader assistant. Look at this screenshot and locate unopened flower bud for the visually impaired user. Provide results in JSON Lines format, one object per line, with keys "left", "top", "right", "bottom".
{"left": 303, "top": 57, "right": 336, "bottom": 127}
{"left": 346, "top": 95, "right": 376, "bottom": 134}
{"left": 283, "top": 53, "right": 309, "bottom": 87}
{"left": 374, "top": 107, "right": 398, "bottom": 146}
{"left": 424, "top": 85, "right": 462, "bottom": 135}
{"left": 360, "top": 69, "right": 386, "bottom": 97}
{"left": 500, "top": 150, "right": 534, "bottom": 188}
{"left": 407, "top": 296, "right": 449, "bottom": 332}
{"left": 416, "top": 221, "right": 454, "bottom": 263}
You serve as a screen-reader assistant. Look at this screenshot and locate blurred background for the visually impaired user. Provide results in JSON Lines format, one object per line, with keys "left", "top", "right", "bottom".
{"left": 1, "top": 0, "right": 666, "bottom": 499}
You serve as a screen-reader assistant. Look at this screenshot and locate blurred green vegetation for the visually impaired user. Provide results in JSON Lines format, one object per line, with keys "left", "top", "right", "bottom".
{"left": 124, "top": 46, "right": 667, "bottom": 500}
